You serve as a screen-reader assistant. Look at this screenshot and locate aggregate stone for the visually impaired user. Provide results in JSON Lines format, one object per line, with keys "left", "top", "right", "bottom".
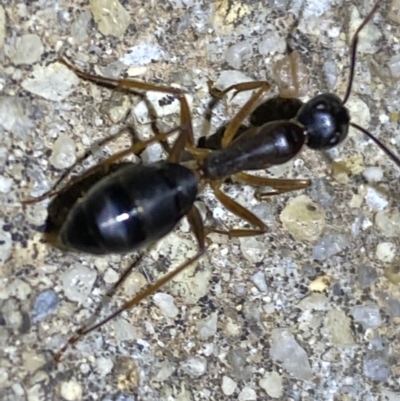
{"left": 11, "top": 34, "right": 44, "bottom": 65}
{"left": 61, "top": 265, "right": 97, "bottom": 303}
{"left": 31, "top": 289, "right": 59, "bottom": 323}
{"left": 90, "top": 0, "right": 130, "bottom": 37}
{"left": 270, "top": 328, "right": 313, "bottom": 381}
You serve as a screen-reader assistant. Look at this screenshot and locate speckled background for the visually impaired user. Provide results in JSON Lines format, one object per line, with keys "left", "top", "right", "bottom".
{"left": 1, "top": 0, "right": 400, "bottom": 400}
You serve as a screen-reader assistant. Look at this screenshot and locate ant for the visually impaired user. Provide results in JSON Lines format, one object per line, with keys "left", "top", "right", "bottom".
{"left": 23, "top": 0, "right": 399, "bottom": 362}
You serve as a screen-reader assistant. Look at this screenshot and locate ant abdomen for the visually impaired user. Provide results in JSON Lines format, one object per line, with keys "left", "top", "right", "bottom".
{"left": 59, "top": 162, "right": 198, "bottom": 255}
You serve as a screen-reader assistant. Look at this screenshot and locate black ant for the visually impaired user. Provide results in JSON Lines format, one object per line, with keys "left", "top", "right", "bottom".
{"left": 22, "top": 0, "right": 399, "bottom": 362}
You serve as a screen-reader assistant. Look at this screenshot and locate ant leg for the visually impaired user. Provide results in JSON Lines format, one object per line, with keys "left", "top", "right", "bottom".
{"left": 204, "top": 81, "right": 270, "bottom": 139}
{"left": 30, "top": 126, "right": 140, "bottom": 204}
{"left": 234, "top": 172, "right": 311, "bottom": 198}
{"left": 60, "top": 58, "right": 193, "bottom": 163}
{"left": 207, "top": 181, "right": 268, "bottom": 237}
{"left": 73, "top": 251, "right": 147, "bottom": 335}
{"left": 53, "top": 206, "right": 206, "bottom": 362}
{"left": 221, "top": 83, "right": 270, "bottom": 149}
{"left": 208, "top": 80, "right": 271, "bottom": 102}
{"left": 23, "top": 126, "right": 182, "bottom": 205}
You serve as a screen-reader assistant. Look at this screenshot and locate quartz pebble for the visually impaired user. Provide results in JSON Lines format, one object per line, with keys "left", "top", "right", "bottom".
{"left": 362, "top": 166, "right": 383, "bottom": 182}
{"left": 326, "top": 309, "right": 355, "bottom": 346}
{"left": 312, "top": 232, "right": 349, "bottom": 261}
{"left": 112, "top": 318, "right": 140, "bottom": 342}
{"left": 221, "top": 376, "right": 237, "bottom": 396}
{"left": 197, "top": 312, "right": 218, "bottom": 339}
{"left": 0, "top": 96, "right": 34, "bottom": 139}
{"left": 375, "top": 209, "right": 400, "bottom": 237}
{"left": 357, "top": 264, "right": 378, "bottom": 287}
{"left": 363, "top": 350, "right": 390, "bottom": 381}
{"left": 0, "top": 175, "right": 12, "bottom": 193}
{"left": 96, "top": 356, "right": 114, "bottom": 376}
{"left": 49, "top": 134, "right": 77, "bottom": 169}
{"left": 239, "top": 237, "right": 266, "bottom": 264}
{"left": 376, "top": 242, "right": 396, "bottom": 263}
{"left": 228, "top": 348, "right": 252, "bottom": 380}
{"left": 120, "top": 42, "right": 167, "bottom": 66}
{"left": 103, "top": 268, "right": 119, "bottom": 284}
{"left": 60, "top": 380, "right": 83, "bottom": 401}
{"left": 225, "top": 40, "right": 253, "bottom": 69}
{"left": 122, "top": 272, "right": 147, "bottom": 296}
{"left": 250, "top": 271, "right": 268, "bottom": 292}
{"left": 270, "top": 329, "right": 313, "bottom": 380}
{"left": 90, "top": 0, "right": 130, "bottom": 37}
{"left": 280, "top": 195, "right": 325, "bottom": 242}
{"left": 61, "top": 265, "right": 97, "bottom": 303}
{"left": 180, "top": 356, "right": 207, "bottom": 377}
{"left": 31, "top": 289, "right": 59, "bottom": 323}
{"left": 12, "top": 34, "right": 43, "bottom": 65}
{"left": 71, "top": 11, "right": 91, "bottom": 44}
{"left": 22, "top": 63, "right": 80, "bottom": 102}
{"left": 153, "top": 293, "right": 179, "bottom": 318}
{"left": 351, "top": 304, "right": 382, "bottom": 329}
{"left": 238, "top": 386, "right": 257, "bottom": 401}
{"left": 258, "top": 27, "right": 285, "bottom": 55}
{"left": 153, "top": 360, "right": 175, "bottom": 382}
{"left": 259, "top": 371, "right": 283, "bottom": 398}
{"left": 364, "top": 186, "right": 388, "bottom": 211}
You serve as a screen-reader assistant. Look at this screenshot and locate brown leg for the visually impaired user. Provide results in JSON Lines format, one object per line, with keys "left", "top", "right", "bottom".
{"left": 60, "top": 58, "right": 193, "bottom": 163}
{"left": 204, "top": 80, "right": 270, "bottom": 139}
{"left": 53, "top": 206, "right": 206, "bottom": 362}
{"left": 220, "top": 83, "right": 270, "bottom": 148}
{"left": 26, "top": 126, "right": 140, "bottom": 205}
{"left": 23, "top": 127, "right": 182, "bottom": 205}
{"left": 234, "top": 172, "right": 311, "bottom": 197}
{"left": 208, "top": 181, "right": 268, "bottom": 237}
{"left": 208, "top": 80, "right": 271, "bottom": 102}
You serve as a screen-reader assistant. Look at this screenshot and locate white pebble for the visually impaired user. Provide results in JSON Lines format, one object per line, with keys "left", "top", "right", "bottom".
{"left": 362, "top": 167, "right": 383, "bottom": 183}
{"left": 49, "top": 134, "right": 77, "bottom": 169}
{"left": 197, "top": 312, "right": 218, "bottom": 339}
{"left": 95, "top": 356, "right": 114, "bottom": 376}
{"left": 153, "top": 292, "right": 179, "bottom": 318}
{"left": 225, "top": 41, "right": 253, "bottom": 69}
{"left": 364, "top": 187, "right": 388, "bottom": 211}
{"left": 21, "top": 62, "right": 80, "bottom": 101}
{"left": 221, "top": 376, "right": 237, "bottom": 396}
{"left": 120, "top": 42, "right": 167, "bottom": 66}
{"left": 0, "top": 175, "right": 12, "bottom": 193}
{"left": 259, "top": 371, "right": 283, "bottom": 398}
{"left": 61, "top": 265, "right": 97, "bottom": 303}
{"left": 60, "top": 380, "right": 83, "bottom": 401}
{"left": 103, "top": 268, "right": 119, "bottom": 284}
{"left": 238, "top": 386, "right": 257, "bottom": 401}
{"left": 180, "top": 356, "right": 207, "bottom": 377}
{"left": 251, "top": 271, "right": 268, "bottom": 292}
{"left": 379, "top": 114, "right": 389, "bottom": 124}
{"left": 376, "top": 242, "right": 396, "bottom": 263}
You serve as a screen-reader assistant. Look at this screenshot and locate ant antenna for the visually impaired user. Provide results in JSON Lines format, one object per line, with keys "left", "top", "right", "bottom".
{"left": 341, "top": 1, "right": 400, "bottom": 167}
{"left": 342, "top": 0, "right": 382, "bottom": 105}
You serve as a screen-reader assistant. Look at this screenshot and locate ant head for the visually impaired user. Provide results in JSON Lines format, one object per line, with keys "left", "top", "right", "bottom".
{"left": 295, "top": 93, "right": 350, "bottom": 150}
